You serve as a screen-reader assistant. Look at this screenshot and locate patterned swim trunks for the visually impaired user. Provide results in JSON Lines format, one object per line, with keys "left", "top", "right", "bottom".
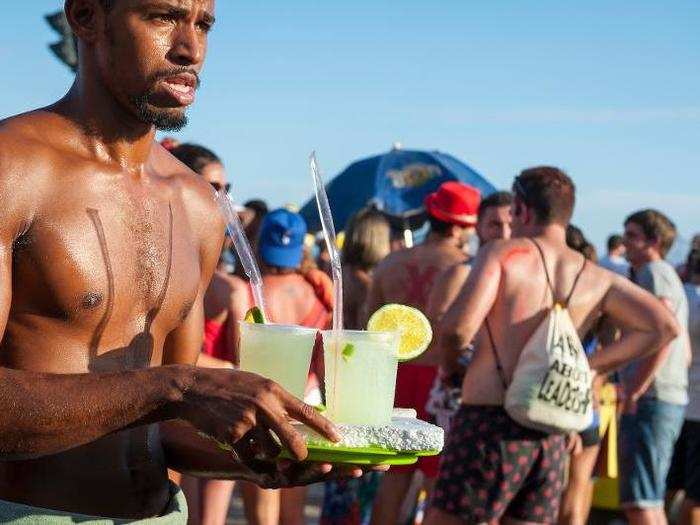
{"left": 431, "top": 405, "right": 567, "bottom": 524}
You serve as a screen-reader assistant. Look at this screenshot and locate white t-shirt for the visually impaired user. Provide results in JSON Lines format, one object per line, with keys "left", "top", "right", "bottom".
{"left": 685, "top": 284, "right": 700, "bottom": 420}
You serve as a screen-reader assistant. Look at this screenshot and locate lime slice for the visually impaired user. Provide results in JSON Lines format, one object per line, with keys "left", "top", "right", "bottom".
{"left": 244, "top": 306, "right": 266, "bottom": 324}
{"left": 367, "top": 304, "right": 432, "bottom": 362}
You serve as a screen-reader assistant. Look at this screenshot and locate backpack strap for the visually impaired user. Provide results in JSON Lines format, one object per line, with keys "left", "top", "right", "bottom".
{"left": 564, "top": 258, "right": 587, "bottom": 307}
{"left": 530, "top": 238, "right": 586, "bottom": 307}
{"left": 529, "top": 239, "right": 556, "bottom": 304}
{"left": 485, "top": 318, "right": 508, "bottom": 390}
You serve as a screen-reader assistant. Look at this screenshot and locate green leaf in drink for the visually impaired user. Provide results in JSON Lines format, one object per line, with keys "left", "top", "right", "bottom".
{"left": 341, "top": 343, "right": 355, "bottom": 362}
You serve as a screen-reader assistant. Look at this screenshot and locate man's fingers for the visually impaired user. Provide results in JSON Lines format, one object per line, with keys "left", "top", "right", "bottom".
{"left": 284, "top": 396, "right": 341, "bottom": 443}
{"left": 245, "top": 427, "right": 282, "bottom": 460}
{"left": 263, "top": 412, "right": 309, "bottom": 461}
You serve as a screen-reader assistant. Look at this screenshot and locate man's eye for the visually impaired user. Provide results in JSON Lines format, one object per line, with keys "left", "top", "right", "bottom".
{"left": 196, "top": 21, "right": 212, "bottom": 33}
{"left": 152, "top": 13, "right": 176, "bottom": 23}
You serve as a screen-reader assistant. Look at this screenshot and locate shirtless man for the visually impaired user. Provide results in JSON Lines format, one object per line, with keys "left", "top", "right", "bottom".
{"left": 423, "top": 191, "right": 512, "bottom": 431}
{"left": 0, "top": 1, "right": 358, "bottom": 521}
{"left": 428, "top": 190, "right": 513, "bottom": 326}
{"left": 368, "top": 181, "right": 481, "bottom": 525}
{"left": 425, "top": 167, "right": 679, "bottom": 525}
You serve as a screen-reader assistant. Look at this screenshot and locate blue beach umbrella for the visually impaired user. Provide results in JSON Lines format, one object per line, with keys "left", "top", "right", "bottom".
{"left": 300, "top": 146, "right": 497, "bottom": 234}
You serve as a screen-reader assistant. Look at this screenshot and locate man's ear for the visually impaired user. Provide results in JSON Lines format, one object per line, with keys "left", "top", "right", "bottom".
{"left": 65, "top": 0, "right": 102, "bottom": 44}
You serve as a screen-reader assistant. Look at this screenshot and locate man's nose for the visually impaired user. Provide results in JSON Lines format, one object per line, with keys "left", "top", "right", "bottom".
{"left": 168, "top": 24, "right": 204, "bottom": 66}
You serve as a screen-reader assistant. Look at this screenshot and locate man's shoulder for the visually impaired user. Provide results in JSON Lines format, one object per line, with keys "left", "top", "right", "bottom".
{"left": 154, "top": 145, "right": 224, "bottom": 232}
{"left": 641, "top": 260, "right": 684, "bottom": 294}
{"left": 0, "top": 111, "right": 65, "bottom": 171}
{"left": 374, "top": 247, "right": 410, "bottom": 273}
{"left": 0, "top": 112, "right": 70, "bottom": 235}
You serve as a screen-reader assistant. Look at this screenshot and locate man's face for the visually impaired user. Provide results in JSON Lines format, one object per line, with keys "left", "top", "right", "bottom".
{"left": 94, "top": 0, "right": 215, "bottom": 131}
{"left": 509, "top": 198, "right": 530, "bottom": 238}
{"left": 623, "top": 222, "right": 654, "bottom": 266}
{"left": 477, "top": 205, "right": 512, "bottom": 244}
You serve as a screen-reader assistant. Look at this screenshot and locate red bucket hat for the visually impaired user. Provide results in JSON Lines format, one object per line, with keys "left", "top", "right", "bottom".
{"left": 424, "top": 181, "right": 481, "bottom": 227}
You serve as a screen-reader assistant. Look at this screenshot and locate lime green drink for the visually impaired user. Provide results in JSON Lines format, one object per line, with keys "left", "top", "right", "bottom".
{"left": 322, "top": 330, "right": 399, "bottom": 426}
{"left": 239, "top": 323, "right": 318, "bottom": 399}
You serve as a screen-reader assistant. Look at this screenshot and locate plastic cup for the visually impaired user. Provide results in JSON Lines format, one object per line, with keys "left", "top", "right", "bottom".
{"left": 239, "top": 323, "right": 318, "bottom": 399}
{"left": 322, "top": 330, "right": 399, "bottom": 426}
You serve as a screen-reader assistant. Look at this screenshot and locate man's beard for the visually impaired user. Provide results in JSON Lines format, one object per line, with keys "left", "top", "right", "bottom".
{"left": 128, "top": 69, "right": 201, "bottom": 131}
{"left": 129, "top": 91, "right": 188, "bottom": 132}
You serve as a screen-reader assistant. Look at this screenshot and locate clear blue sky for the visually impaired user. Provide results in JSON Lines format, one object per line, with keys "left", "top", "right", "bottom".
{"left": 2, "top": 1, "right": 698, "bottom": 261}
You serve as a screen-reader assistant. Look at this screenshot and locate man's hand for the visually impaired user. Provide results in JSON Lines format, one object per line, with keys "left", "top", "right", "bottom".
{"left": 174, "top": 367, "right": 340, "bottom": 462}
{"left": 227, "top": 458, "right": 389, "bottom": 489}
{"left": 162, "top": 418, "right": 387, "bottom": 487}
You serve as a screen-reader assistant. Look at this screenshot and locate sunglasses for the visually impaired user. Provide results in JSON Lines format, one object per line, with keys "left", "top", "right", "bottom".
{"left": 210, "top": 182, "right": 231, "bottom": 193}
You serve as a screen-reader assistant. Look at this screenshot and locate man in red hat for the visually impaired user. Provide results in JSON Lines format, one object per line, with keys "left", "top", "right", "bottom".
{"left": 368, "top": 181, "right": 481, "bottom": 524}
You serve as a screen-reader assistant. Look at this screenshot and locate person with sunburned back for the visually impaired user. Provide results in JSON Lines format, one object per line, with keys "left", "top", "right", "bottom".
{"left": 0, "top": 1, "right": 378, "bottom": 522}
{"left": 423, "top": 190, "right": 513, "bottom": 432}
{"left": 368, "top": 181, "right": 481, "bottom": 525}
{"left": 424, "top": 167, "right": 679, "bottom": 525}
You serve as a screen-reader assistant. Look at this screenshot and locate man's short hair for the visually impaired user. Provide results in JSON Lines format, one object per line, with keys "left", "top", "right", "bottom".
{"left": 428, "top": 215, "right": 454, "bottom": 236}
{"left": 512, "top": 166, "right": 575, "bottom": 225}
{"left": 607, "top": 234, "right": 624, "bottom": 252}
{"left": 624, "top": 209, "right": 677, "bottom": 258}
{"left": 478, "top": 191, "right": 513, "bottom": 220}
{"left": 170, "top": 143, "right": 221, "bottom": 175}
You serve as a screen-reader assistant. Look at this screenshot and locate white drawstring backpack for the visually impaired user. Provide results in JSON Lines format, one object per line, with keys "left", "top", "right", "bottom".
{"left": 485, "top": 239, "right": 594, "bottom": 434}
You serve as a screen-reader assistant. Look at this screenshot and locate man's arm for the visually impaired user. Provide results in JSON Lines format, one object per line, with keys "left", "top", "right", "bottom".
{"left": 589, "top": 273, "right": 679, "bottom": 375}
{"left": 436, "top": 244, "right": 502, "bottom": 377}
{"left": 0, "top": 147, "right": 193, "bottom": 460}
{"left": 615, "top": 296, "right": 679, "bottom": 403}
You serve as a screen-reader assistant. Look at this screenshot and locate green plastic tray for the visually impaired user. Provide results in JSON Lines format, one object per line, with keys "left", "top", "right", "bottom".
{"left": 280, "top": 444, "right": 440, "bottom": 465}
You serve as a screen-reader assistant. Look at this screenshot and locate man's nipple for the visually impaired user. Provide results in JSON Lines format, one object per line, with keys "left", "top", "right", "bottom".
{"left": 81, "top": 292, "right": 104, "bottom": 310}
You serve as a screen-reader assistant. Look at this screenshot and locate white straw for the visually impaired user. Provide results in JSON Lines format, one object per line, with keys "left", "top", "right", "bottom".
{"left": 215, "top": 191, "right": 267, "bottom": 319}
{"left": 310, "top": 152, "right": 343, "bottom": 333}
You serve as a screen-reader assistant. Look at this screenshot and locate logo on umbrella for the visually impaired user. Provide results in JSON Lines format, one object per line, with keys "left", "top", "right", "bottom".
{"left": 387, "top": 163, "right": 441, "bottom": 189}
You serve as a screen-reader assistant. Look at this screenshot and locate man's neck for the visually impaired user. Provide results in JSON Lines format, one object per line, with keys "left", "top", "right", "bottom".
{"left": 521, "top": 223, "right": 567, "bottom": 244}
{"left": 425, "top": 232, "right": 461, "bottom": 249}
{"left": 631, "top": 250, "right": 662, "bottom": 272}
{"left": 53, "top": 71, "right": 156, "bottom": 172}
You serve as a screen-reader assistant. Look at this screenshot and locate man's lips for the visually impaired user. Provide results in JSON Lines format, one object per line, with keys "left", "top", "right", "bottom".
{"left": 157, "top": 73, "right": 197, "bottom": 106}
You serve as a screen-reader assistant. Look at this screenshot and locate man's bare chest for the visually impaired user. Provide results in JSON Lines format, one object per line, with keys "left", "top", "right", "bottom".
{"left": 11, "top": 191, "right": 201, "bottom": 335}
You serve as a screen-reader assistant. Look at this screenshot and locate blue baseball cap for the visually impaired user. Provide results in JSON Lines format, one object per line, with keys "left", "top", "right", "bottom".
{"left": 259, "top": 208, "right": 308, "bottom": 268}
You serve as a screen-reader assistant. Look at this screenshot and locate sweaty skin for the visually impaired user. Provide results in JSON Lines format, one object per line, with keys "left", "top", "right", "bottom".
{"left": 437, "top": 235, "right": 679, "bottom": 407}
{"left": 427, "top": 203, "right": 512, "bottom": 328}
{"left": 0, "top": 0, "right": 345, "bottom": 519}
{"left": 366, "top": 234, "right": 468, "bottom": 366}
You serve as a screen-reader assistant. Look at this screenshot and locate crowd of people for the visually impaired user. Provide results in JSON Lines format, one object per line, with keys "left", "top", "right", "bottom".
{"left": 159, "top": 139, "right": 700, "bottom": 525}
{"left": 0, "top": 3, "right": 697, "bottom": 525}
